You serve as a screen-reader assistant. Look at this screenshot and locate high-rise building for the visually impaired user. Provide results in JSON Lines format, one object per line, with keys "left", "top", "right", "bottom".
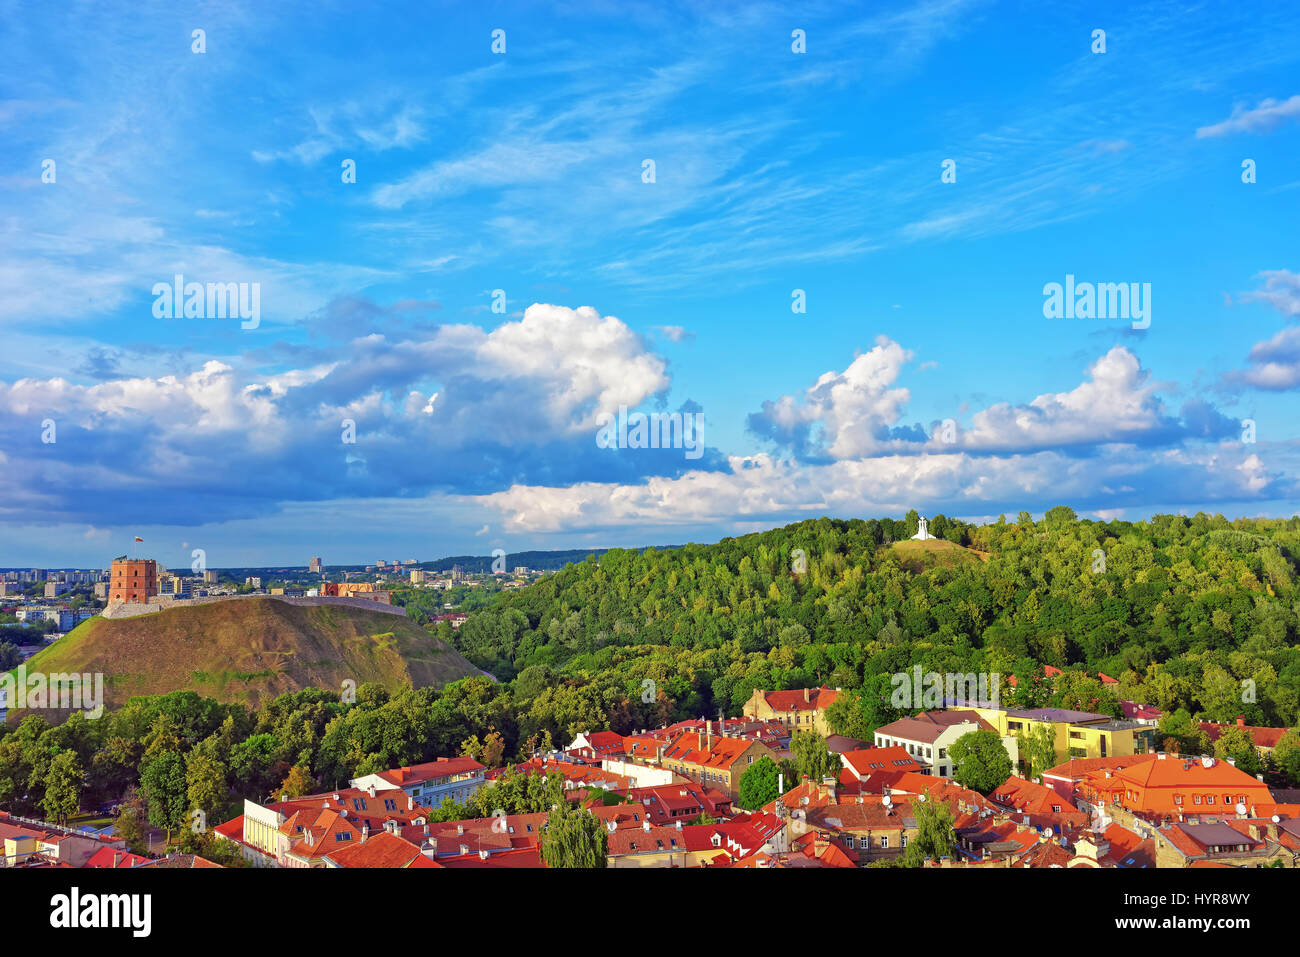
{"left": 108, "top": 558, "right": 159, "bottom": 604}
{"left": 309, "top": 556, "right": 323, "bottom": 573}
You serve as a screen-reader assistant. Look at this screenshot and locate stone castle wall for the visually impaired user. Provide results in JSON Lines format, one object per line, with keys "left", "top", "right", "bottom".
{"left": 101, "top": 594, "right": 407, "bottom": 620}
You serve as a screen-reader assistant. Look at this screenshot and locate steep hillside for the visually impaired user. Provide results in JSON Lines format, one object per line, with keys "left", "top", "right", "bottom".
{"left": 16, "top": 597, "right": 486, "bottom": 712}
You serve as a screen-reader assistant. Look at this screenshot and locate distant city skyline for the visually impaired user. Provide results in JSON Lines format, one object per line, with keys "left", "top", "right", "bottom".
{"left": 3, "top": 1, "right": 1300, "bottom": 566}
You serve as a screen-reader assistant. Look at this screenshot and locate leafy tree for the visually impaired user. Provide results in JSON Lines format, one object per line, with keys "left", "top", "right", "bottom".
{"left": 1271, "top": 731, "right": 1300, "bottom": 786}
{"left": 179, "top": 829, "right": 251, "bottom": 867}
{"left": 273, "top": 763, "right": 316, "bottom": 800}
{"left": 1213, "top": 727, "right": 1263, "bottom": 777}
{"left": 791, "top": 731, "right": 838, "bottom": 784}
{"left": 1157, "top": 709, "right": 1212, "bottom": 756}
{"left": 1018, "top": 724, "right": 1058, "bottom": 779}
{"left": 902, "top": 796, "right": 957, "bottom": 866}
{"left": 185, "top": 749, "right": 229, "bottom": 822}
{"left": 113, "top": 790, "right": 150, "bottom": 855}
{"left": 140, "top": 752, "right": 188, "bottom": 839}
{"left": 949, "top": 730, "right": 1013, "bottom": 794}
{"left": 737, "top": 755, "right": 795, "bottom": 810}
{"left": 540, "top": 805, "right": 607, "bottom": 868}
{"left": 42, "top": 751, "right": 84, "bottom": 825}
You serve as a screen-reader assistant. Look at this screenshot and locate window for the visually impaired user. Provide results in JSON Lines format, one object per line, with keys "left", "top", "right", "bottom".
{"left": 880, "top": 836, "right": 889, "bottom": 848}
{"left": 858, "top": 836, "right": 869, "bottom": 849}
{"left": 1193, "top": 795, "right": 1202, "bottom": 805}
{"left": 938, "top": 748, "right": 947, "bottom": 759}
{"left": 1206, "top": 795, "right": 1215, "bottom": 805}
{"left": 901, "top": 835, "right": 908, "bottom": 848}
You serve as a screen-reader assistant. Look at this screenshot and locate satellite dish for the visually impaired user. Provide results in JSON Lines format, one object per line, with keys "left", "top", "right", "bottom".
{"left": 1044, "top": 827, "right": 1054, "bottom": 838}
{"left": 1235, "top": 802, "right": 1247, "bottom": 816}
{"left": 1273, "top": 815, "right": 1282, "bottom": 824}
{"left": 882, "top": 795, "right": 892, "bottom": 807}
{"left": 917, "top": 794, "right": 927, "bottom": 803}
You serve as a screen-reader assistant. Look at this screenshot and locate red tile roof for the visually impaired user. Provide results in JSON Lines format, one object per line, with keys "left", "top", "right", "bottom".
{"left": 371, "top": 756, "right": 485, "bottom": 788}
{"left": 323, "top": 831, "right": 430, "bottom": 868}
{"left": 84, "top": 846, "right": 152, "bottom": 869}
{"left": 1199, "top": 720, "right": 1293, "bottom": 751}
{"left": 761, "top": 687, "right": 839, "bottom": 712}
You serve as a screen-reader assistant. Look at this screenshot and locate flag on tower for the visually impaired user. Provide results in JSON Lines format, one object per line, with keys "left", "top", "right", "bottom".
{"left": 134, "top": 536, "right": 144, "bottom": 543}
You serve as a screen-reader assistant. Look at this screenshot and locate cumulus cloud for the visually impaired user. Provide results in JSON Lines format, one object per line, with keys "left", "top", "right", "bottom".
{"left": 0, "top": 302, "right": 725, "bottom": 526}
{"left": 480, "top": 446, "right": 1283, "bottom": 534}
{"left": 747, "top": 336, "right": 914, "bottom": 460}
{"left": 749, "top": 342, "right": 1234, "bottom": 459}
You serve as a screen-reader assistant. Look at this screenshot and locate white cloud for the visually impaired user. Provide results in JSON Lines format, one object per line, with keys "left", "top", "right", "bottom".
{"left": 1196, "top": 95, "right": 1300, "bottom": 138}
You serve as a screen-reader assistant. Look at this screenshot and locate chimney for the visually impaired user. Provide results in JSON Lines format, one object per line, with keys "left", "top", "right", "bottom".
{"left": 705, "top": 722, "right": 713, "bottom": 750}
{"left": 408, "top": 794, "right": 415, "bottom": 810}
{"left": 1237, "top": 716, "right": 1245, "bottom": 728}
{"left": 804, "top": 688, "right": 810, "bottom": 703}
{"left": 367, "top": 784, "right": 377, "bottom": 798}
{"left": 361, "top": 825, "right": 369, "bottom": 843}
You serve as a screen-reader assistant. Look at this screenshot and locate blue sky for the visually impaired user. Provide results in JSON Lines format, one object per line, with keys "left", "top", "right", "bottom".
{"left": 2, "top": 0, "right": 1299, "bottom": 568}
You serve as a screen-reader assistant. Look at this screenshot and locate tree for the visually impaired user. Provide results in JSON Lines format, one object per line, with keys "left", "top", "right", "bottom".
{"left": 948, "top": 730, "right": 1013, "bottom": 794}
{"left": 273, "top": 763, "right": 316, "bottom": 800}
{"left": 1157, "top": 709, "right": 1212, "bottom": 756}
{"left": 1213, "top": 727, "right": 1263, "bottom": 777}
{"left": 140, "top": 752, "right": 188, "bottom": 839}
{"left": 540, "top": 805, "right": 607, "bottom": 868}
{"left": 113, "top": 790, "right": 150, "bottom": 855}
{"left": 791, "top": 731, "right": 838, "bottom": 784}
{"left": 1018, "top": 724, "right": 1058, "bottom": 779}
{"left": 1271, "top": 731, "right": 1300, "bottom": 786}
{"left": 902, "top": 795, "right": 957, "bottom": 866}
{"left": 185, "top": 749, "right": 229, "bottom": 823}
{"left": 737, "top": 756, "right": 787, "bottom": 810}
{"left": 42, "top": 751, "right": 84, "bottom": 825}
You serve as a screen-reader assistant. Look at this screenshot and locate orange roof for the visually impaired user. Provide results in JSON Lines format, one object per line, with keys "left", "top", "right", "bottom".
{"left": 841, "top": 746, "right": 925, "bottom": 778}
{"left": 324, "top": 831, "right": 430, "bottom": 868}
{"left": 661, "top": 732, "right": 762, "bottom": 771}
{"left": 1079, "top": 755, "right": 1272, "bottom": 819}
{"left": 1042, "top": 753, "right": 1157, "bottom": 782}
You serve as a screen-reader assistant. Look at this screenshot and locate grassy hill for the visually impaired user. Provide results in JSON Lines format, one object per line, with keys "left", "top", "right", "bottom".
{"left": 14, "top": 597, "right": 487, "bottom": 713}
{"left": 888, "top": 537, "right": 988, "bottom": 572}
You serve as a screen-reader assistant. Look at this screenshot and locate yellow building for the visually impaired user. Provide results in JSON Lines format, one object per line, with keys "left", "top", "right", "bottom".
{"left": 658, "top": 726, "right": 779, "bottom": 799}
{"left": 742, "top": 687, "right": 840, "bottom": 736}
{"left": 968, "top": 706, "right": 1145, "bottom": 765}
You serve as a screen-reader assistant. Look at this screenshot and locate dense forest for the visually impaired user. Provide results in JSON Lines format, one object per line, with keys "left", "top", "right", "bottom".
{"left": 441, "top": 508, "right": 1300, "bottom": 737}
{"left": 4, "top": 508, "right": 1300, "bottom": 847}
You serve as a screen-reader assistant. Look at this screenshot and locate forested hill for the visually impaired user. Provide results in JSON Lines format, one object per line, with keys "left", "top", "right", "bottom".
{"left": 444, "top": 509, "right": 1300, "bottom": 736}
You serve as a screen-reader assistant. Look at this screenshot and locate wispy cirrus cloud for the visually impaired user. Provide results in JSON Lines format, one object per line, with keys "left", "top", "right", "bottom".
{"left": 1196, "top": 94, "right": 1300, "bottom": 138}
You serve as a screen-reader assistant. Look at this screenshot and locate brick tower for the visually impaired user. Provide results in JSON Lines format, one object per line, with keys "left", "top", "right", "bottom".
{"left": 109, "top": 558, "right": 159, "bottom": 604}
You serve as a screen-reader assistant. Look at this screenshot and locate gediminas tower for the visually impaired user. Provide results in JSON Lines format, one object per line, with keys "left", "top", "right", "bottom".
{"left": 108, "top": 558, "right": 159, "bottom": 603}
